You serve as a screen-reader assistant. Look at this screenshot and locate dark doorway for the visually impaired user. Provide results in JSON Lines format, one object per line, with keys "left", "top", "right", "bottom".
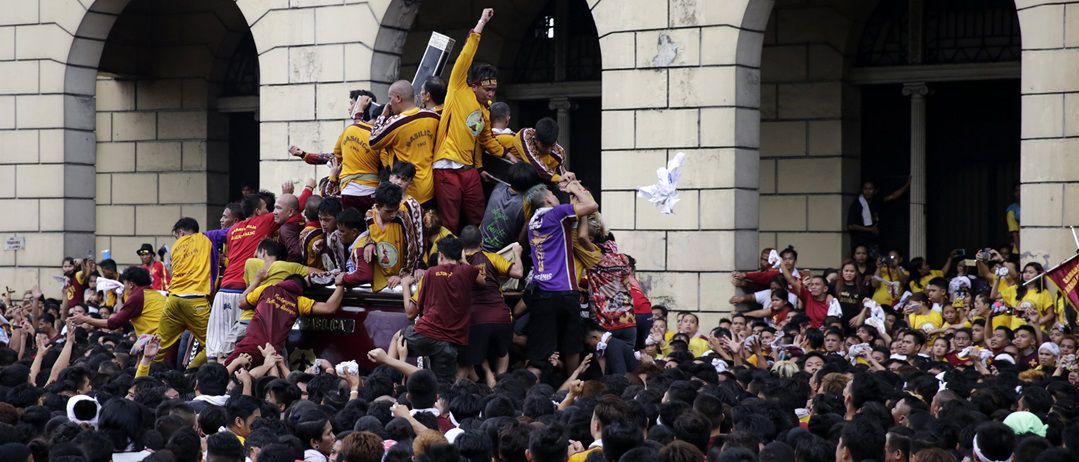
{"left": 860, "top": 80, "right": 1020, "bottom": 266}
{"left": 513, "top": 97, "right": 601, "bottom": 201}
{"left": 227, "top": 112, "right": 260, "bottom": 202}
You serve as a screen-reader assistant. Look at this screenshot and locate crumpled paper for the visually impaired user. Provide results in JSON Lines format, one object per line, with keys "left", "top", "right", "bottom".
{"left": 637, "top": 152, "right": 686, "bottom": 214}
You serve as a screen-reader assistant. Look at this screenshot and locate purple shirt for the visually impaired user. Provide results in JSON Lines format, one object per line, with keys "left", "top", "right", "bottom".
{"left": 528, "top": 204, "right": 578, "bottom": 292}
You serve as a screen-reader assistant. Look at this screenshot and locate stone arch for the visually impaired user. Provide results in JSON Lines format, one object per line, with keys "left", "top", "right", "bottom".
{"left": 61, "top": 0, "right": 260, "bottom": 265}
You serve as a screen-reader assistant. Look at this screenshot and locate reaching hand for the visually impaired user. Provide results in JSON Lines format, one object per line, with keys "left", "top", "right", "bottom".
{"left": 479, "top": 8, "right": 494, "bottom": 25}
{"left": 391, "top": 402, "right": 410, "bottom": 419}
{"left": 367, "top": 348, "right": 389, "bottom": 364}
{"left": 35, "top": 333, "right": 50, "bottom": 352}
{"left": 386, "top": 276, "right": 401, "bottom": 289}
{"left": 548, "top": 351, "right": 561, "bottom": 367}
{"left": 281, "top": 181, "right": 295, "bottom": 195}
{"left": 344, "top": 370, "right": 361, "bottom": 390}
{"left": 576, "top": 353, "right": 593, "bottom": 374}
{"left": 236, "top": 368, "right": 252, "bottom": 384}
{"left": 363, "top": 243, "right": 375, "bottom": 264}
{"left": 304, "top": 177, "right": 317, "bottom": 190}
{"left": 144, "top": 335, "right": 161, "bottom": 359}
{"left": 328, "top": 156, "right": 342, "bottom": 178}
{"left": 288, "top": 146, "right": 304, "bottom": 158}
{"left": 334, "top": 272, "right": 345, "bottom": 286}
{"left": 232, "top": 353, "right": 252, "bottom": 370}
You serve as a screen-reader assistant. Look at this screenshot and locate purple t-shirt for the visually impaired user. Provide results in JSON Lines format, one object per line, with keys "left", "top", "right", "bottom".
{"left": 528, "top": 204, "right": 578, "bottom": 292}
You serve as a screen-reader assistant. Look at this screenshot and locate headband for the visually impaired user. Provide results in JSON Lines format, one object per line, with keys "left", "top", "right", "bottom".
{"left": 470, "top": 78, "right": 497, "bottom": 87}
{"left": 973, "top": 435, "right": 1013, "bottom": 462}
{"left": 1040, "top": 341, "right": 1061, "bottom": 357}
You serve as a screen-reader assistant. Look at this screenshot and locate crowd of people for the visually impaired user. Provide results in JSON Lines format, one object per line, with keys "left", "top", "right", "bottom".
{"left": 0, "top": 7, "right": 1075, "bottom": 462}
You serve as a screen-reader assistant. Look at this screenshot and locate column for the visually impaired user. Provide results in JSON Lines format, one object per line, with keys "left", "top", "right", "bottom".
{"left": 903, "top": 82, "right": 929, "bottom": 258}
{"left": 548, "top": 97, "right": 573, "bottom": 161}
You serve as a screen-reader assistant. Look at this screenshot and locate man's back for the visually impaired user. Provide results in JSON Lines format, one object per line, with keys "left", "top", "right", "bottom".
{"left": 415, "top": 262, "right": 479, "bottom": 345}
{"left": 170, "top": 233, "right": 213, "bottom": 295}
{"left": 480, "top": 183, "right": 523, "bottom": 252}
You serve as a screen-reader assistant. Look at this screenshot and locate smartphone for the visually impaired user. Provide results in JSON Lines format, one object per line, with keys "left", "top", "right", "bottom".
{"left": 963, "top": 259, "right": 977, "bottom": 267}
{"left": 102, "top": 249, "right": 111, "bottom": 261}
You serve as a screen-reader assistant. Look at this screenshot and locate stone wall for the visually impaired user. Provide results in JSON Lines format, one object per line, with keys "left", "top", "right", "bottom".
{"left": 757, "top": 0, "right": 863, "bottom": 272}
{"left": 1016, "top": 0, "right": 1079, "bottom": 268}
{"left": 94, "top": 74, "right": 228, "bottom": 267}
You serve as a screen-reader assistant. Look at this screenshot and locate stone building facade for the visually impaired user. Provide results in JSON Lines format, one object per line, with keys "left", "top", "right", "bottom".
{"left": 0, "top": 0, "right": 1076, "bottom": 327}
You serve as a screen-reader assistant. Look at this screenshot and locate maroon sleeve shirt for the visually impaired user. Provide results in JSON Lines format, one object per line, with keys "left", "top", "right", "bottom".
{"left": 415, "top": 263, "right": 479, "bottom": 346}
{"left": 106, "top": 288, "right": 145, "bottom": 330}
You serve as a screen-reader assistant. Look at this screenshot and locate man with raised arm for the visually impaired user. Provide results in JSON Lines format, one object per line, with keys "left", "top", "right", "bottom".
{"left": 369, "top": 80, "right": 439, "bottom": 206}
{"left": 289, "top": 90, "right": 383, "bottom": 212}
{"left": 523, "top": 180, "right": 599, "bottom": 374}
{"left": 432, "top": 8, "right": 505, "bottom": 232}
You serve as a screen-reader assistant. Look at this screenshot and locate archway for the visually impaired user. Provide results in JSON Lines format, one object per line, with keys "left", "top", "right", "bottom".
{"left": 69, "top": 0, "right": 258, "bottom": 266}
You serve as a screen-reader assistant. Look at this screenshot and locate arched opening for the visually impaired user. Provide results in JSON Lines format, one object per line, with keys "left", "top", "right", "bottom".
{"left": 88, "top": 0, "right": 258, "bottom": 265}
{"left": 376, "top": 0, "right": 603, "bottom": 197}
{"left": 756, "top": 0, "right": 1021, "bottom": 269}
{"left": 853, "top": 0, "right": 1021, "bottom": 264}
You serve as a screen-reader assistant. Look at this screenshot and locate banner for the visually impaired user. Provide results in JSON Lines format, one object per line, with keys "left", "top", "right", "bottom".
{"left": 1045, "top": 253, "right": 1079, "bottom": 311}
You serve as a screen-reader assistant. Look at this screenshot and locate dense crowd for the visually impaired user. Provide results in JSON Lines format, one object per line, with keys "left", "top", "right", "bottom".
{"left": 0, "top": 7, "right": 1073, "bottom": 462}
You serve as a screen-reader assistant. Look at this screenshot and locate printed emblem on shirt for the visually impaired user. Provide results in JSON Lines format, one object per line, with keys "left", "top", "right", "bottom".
{"left": 376, "top": 242, "right": 400, "bottom": 269}
{"left": 466, "top": 110, "right": 484, "bottom": 137}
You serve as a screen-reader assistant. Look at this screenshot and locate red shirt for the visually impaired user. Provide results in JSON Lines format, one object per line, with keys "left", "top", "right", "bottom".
{"left": 221, "top": 213, "right": 280, "bottom": 289}
{"left": 798, "top": 285, "right": 829, "bottom": 328}
{"left": 143, "top": 261, "right": 170, "bottom": 291}
{"left": 415, "top": 263, "right": 479, "bottom": 345}
{"left": 231, "top": 280, "right": 311, "bottom": 364}
{"left": 65, "top": 272, "right": 87, "bottom": 307}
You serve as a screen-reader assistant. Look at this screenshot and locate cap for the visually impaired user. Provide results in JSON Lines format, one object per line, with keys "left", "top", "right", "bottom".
{"left": 136, "top": 243, "right": 154, "bottom": 256}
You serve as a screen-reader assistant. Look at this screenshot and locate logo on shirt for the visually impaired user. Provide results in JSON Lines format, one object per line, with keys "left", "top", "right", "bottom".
{"left": 376, "top": 242, "right": 399, "bottom": 269}
{"left": 466, "top": 110, "right": 484, "bottom": 137}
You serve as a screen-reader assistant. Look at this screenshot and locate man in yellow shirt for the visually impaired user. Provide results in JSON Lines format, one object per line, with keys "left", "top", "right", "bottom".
{"left": 905, "top": 293, "right": 943, "bottom": 343}
{"left": 289, "top": 90, "right": 382, "bottom": 213}
{"left": 369, "top": 80, "right": 439, "bottom": 205}
{"left": 70, "top": 266, "right": 164, "bottom": 337}
{"left": 234, "top": 239, "right": 319, "bottom": 347}
{"left": 432, "top": 8, "right": 505, "bottom": 233}
{"left": 341, "top": 183, "right": 419, "bottom": 292}
{"left": 157, "top": 217, "right": 224, "bottom": 367}
{"left": 517, "top": 117, "right": 575, "bottom": 186}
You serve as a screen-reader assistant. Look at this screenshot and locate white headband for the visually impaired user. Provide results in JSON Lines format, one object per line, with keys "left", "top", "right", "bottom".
{"left": 973, "top": 434, "right": 1013, "bottom": 462}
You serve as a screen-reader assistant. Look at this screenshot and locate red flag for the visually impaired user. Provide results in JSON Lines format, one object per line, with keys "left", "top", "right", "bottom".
{"left": 1044, "top": 254, "right": 1079, "bottom": 311}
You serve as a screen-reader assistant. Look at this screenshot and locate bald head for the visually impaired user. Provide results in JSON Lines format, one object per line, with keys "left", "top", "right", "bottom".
{"left": 386, "top": 80, "right": 417, "bottom": 114}
{"left": 274, "top": 194, "right": 300, "bottom": 224}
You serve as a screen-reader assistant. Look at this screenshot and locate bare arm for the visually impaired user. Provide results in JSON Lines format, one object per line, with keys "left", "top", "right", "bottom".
{"left": 563, "top": 181, "right": 598, "bottom": 217}
{"left": 367, "top": 348, "right": 420, "bottom": 376}
{"left": 883, "top": 177, "right": 911, "bottom": 203}
{"left": 47, "top": 322, "right": 76, "bottom": 385}
{"left": 309, "top": 275, "right": 346, "bottom": 315}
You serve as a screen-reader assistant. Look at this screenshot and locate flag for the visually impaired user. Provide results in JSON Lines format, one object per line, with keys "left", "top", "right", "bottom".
{"left": 1044, "top": 254, "right": 1079, "bottom": 311}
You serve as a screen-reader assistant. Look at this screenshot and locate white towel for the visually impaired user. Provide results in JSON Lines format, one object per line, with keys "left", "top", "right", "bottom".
{"left": 859, "top": 195, "right": 873, "bottom": 226}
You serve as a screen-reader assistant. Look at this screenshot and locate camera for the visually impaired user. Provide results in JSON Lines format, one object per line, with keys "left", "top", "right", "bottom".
{"left": 953, "top": 249, "right": 966, "bottom": 258}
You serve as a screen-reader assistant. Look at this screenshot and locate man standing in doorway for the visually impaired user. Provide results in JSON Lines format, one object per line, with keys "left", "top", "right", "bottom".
{"left": 847, "top": 178, "right": 910, "bottom": 256}
{"left": 432, "top": 8, "right": 505, "bottom": 232}
{"left": 138, "top": 243, "right": 170, "bottom": 291}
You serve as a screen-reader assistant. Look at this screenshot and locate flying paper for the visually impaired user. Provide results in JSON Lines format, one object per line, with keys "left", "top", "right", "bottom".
{"left": 637, "top": 152, "right": 686, "bottom": 214}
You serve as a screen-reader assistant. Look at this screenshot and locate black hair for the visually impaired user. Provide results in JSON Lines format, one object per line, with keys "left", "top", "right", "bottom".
{"left": 621, "top": 447, "right": 659, "bottom": 462}
{"left": 336, "top": 208, "right": 366, "bottom": 231}
{"left": 264, "top": 378, "right": 301, "bottom": 410}
{"left": 507, "top": 162, "right": 541, "bottom": 193}
{"left": 497, "top": 420, "right": 529, "bottom": 462}
{"left": 98, "top": 259, "right": 117, "bottom": 273}
{"left": 257, "top": 442, "right": 304, "bottom": 462}
{"left": 927, "top": 277, "right": 948, "bottom": 290}
{"left": 72, "top": 430, "right": 112, "bottom": 462}
{"left": 319, "top": 196, "right": 343, "bottom": 218}
{"left": 974, "top": 422, "right": 1016, "bottom": 461}
{"left": 490, "top": 102, "right": 510, "bottom": 124}
{"left": 390, "top": 161, "right": 417, "bottom": 182}
{"left": 256, "top": 239, "right": 288, "bottom": 261}
{"left": 374, "top": 183, "right": 403, "bottom": 208}
{"left": 423, "top": 76, "right": 447, "bottom": 105}
{"left": 198, "top": 406, "right": 228, "bottom": 436}
{"left": 527, "top": 424, "right": 567, "bottom": 462}
{"left": 241, "top": 194, "right": 263, "bottom": 220}
{"left": 99, "top": 398, "right": 147, "bottom": 452}
{"left": 467, "top": 63, "right": 498, "bottom": 85}
{"left": 793, "top": 434, "right": 833, "bottom": 462}
{"left": 120, "top": 266, "right": 153, "bottom": 287}
{"left": 711, "top": 447, "right": 755, "bottom": 462}
{"left": 436, "top": 236, "right": 464, "bottom": 261}
{"left": 779, "top": 246, "right": 798, "bottom": 260}
{"left": 455, "top": 429, "right": 493, "bottom": 462}
{"left": 257, "top": 190, "right": 277, "bottom": 214}
{"left": 406, "top": 370, "right": 439, "bottom": 409}
{"left": 534, "top": 118, "right": 559, "bottom": 146}
{"left": 289, "top": 407, "right": 331, "bottom": 449}
{"left": 603, "top": 421, "right": 644, "bottom": 462}
{"left": 226, "top": 395, "right": 262, "bottom": 428}
{"left": 839, "top": 416, "right": 884, "bottom": 461}
{"left": 459, "top": 225, "right": 482, "bottom": 249}
{"left": 196, "top": 363, "right": 230, "bottom": 396}
{"left": 207, "top": 431, "right": 245, "bottom": 462}
{"left": 225, "top": 201, "right": 246, "bottom": 222}
{"left": 172, "top": 217, "right": 199, "bottom": 234}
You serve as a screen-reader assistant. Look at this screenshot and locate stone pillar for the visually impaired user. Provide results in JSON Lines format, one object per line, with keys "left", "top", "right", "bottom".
{"left": 903, "top": 82, "right": 929, "bottom": 259}
{"left": 1016, "top": 0, "right": 1079, "bottom": 266}
{"left": 548, "top": 97, "right": 573, "bottom": 160}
